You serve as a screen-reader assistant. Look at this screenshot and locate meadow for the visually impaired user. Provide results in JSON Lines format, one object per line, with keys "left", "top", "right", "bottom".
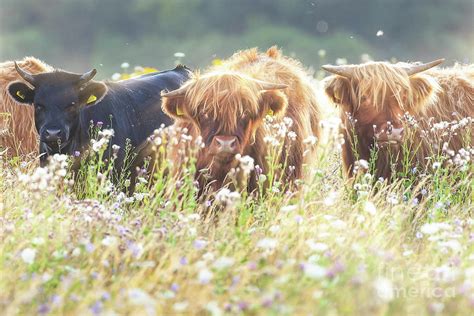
{"left": 0, "top": 68, "right": 473, "bottom": 316}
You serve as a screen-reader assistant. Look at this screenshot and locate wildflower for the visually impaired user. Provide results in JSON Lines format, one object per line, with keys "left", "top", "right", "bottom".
{"left": 257, "top": 238, "right": 278, "bottom": 250}
{"left": 386, "top": 193, "right": 399, "bottom": 205}
{"left": 120, "top": 62, "right": 130, "bottom": 69}
{"left": 213, "top": 256, "right": 234, "bottom": 270}
{"left": 174, "top": 52, "right": 185, "bottom": 58}
{"left": 336, "top": 58, "right": 348, "bottom": 65}
{"left": 215, "top": 188, "right": 241, "bottom": 208}
{"left": 128, "top": 288, "right": 156, "bottom": 311}
{"left": 363, "top": 201, "right": 377, "bottom": 215}
{"left": 236, "top": 154, "right": 255, "bottom": 175}
{"left": 32, "top": 237, "right": 45, "bottom": 246}
{"left": 21, "top": 248, "right": 36, "bottom": 265}
{"left": 303, "top": 135, "right": 318, "bottom": 145}
{"left": 198, "top": 268, "right": 213, "bottom": 284}
{"left": 173, "top": 301, "right": 188, "bottom": 312}
{"left": 306, "top": 240, "right": 329, "bottom": 253}
{"left": 376, "top": 30, "right": 384, "bottom": 37}
{"left": 101, "top": 236, "right": 117, "bottom": 247}
{"left": 205, "top": 301, "right": 222, "bottom": 316}
{"left": 318, "top": 49, "right": 326, "bottom": 58}
{"left": 303, "top": 262, "right": 327, "bottom": 279}
{"left": 194, "top": 239, "right": 207, "bottom": 250}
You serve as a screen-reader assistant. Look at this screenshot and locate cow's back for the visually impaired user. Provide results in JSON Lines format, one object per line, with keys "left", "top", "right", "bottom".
{"left": 425, "top": 65, "right": 474, "bottom": 120}
{"left": 223, "top": 47, "right": 322, "bottom": 178}
{"left": 78, "top": 66, "right": 191, "bottom": 165}
{"left": 0, "top": 57, "right": 51, "bottom": 156}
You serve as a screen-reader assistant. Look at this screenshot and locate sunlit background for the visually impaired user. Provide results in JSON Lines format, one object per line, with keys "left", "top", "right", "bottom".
{"left": 1, "top": 0, "right": 473, "bottom": 79}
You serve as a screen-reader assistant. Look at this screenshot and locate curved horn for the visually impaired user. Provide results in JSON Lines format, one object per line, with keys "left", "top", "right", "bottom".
{"left": 321, "top": 64, "right": 355, "bottom": 78}
{"left": 14, "top": 61, "right": 36, "bottom": 85}
{"left": 253, "top": 79, "right": 288, "bottom": 90}
{"left": 79, "top": 68, "right": 97, "bottom": 85}
{"left": 161, "top": 85, "right": 189, "bottom": 98}
{"left": 401, "top": 59, "right": 444, "bottom": 76}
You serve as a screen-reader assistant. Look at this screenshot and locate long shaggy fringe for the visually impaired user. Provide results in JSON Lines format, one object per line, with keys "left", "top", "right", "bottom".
{"left": 168, "top": 46, "right": 321, "bottom": 184}
{"left": 0, "top": 57, "right": 51, "bottom": 156}
{"left": 337, "top": 61, "right": 441, "bottom": 113}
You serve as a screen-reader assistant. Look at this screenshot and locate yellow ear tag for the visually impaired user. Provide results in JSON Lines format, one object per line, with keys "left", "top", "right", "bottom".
{"left": 87, "top": 94, "right": 97, "bottom": 104}
{"left": 176, "top": 106, "right": 185, "bottom": 116}
{"left": 16, "top": 90, "right": 25, "bottom": 100}
{"left": 267, "top": 109, "right": 274, "bottom": 116}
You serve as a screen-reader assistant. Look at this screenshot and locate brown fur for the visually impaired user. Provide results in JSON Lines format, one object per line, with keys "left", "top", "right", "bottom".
{"left": 162, "top": 47, "right": 321, "bottom": 193}
{"left": 0, "top": 57, "right": 51, "bottom": 156}
{"left": 324, "top": 61, "right": 473, "bottom": 180}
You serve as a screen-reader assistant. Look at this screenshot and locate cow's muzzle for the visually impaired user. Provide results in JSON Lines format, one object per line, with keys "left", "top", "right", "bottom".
{"left": 375, "top": 122, "right": 404, "bottom": 145}
{"left": 210, "top": 135, "right": 239, "bottom": 158}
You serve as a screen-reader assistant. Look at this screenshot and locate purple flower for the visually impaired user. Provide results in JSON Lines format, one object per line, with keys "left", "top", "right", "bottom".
{"left": 97, "top": 121, "right": 104, "bottom": 128}
{"left": 170, "top": 283, "right": 179, "bottom": 293}
{"left": 38, "top": 304, "right": 50, "bottom": 315}
{"left": 247, "top": 261, "right": 257, "bottom": 270}
{"left": 193, "top": 239, "right": 207, "bottom": 250}
{"left": 179, "top": 256, "right": 188, "bottom": 265}
{"left": 237, "top": 301, "right": 249, "bottom": 311}
{"left": 74, "top": 151, "right": 80, "bottom": 157}
{"left": 90, "top": 301, "right": 103, "bottom": 315}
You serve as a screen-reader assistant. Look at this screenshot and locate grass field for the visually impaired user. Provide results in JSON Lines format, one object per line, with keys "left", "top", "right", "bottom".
{"left": 0, "top": 87, "right": 473, "bottom": 316}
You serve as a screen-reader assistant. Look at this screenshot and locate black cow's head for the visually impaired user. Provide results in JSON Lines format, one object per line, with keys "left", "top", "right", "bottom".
{"left": 8, "top": 63, "right": 108, "bottom": 155}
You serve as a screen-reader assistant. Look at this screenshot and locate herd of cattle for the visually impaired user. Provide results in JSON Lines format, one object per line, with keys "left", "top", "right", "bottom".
{"left": 0, "top": 47, "right": 473, "bottom": 194}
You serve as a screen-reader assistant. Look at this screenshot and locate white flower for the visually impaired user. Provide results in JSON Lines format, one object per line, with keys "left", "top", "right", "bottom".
{"left": 101, "top": 236, "right": 117, "bottom": 247}
{"left": 256, "top": 238, "right": 278, "bottom": 250}
{"left": 336, "top": 58, "right": 348, "bottom": 65}
{"left": 198, "top": 268, "right": 213, "bottom": 284}
{"left": 205, "top": 301, "right": 222, "bottom": 316}
{"left": 215, "top": 188, "right": 241, "bottom": 208}
{"left": 323, "top": 191, "right": 337, "bottom": 206}
{"left": 120, "top": 62, "right": 130, "bottom": 69}
{"left": 21, "top": 248, "right": 36, "bottom": 265}
{"left": 236, "top": 154, "right": 254, "bottom": 175}
{"left": 128, "top": 288, "right": 156, "bottom": 308}
{"left": 420, "top": 222, "right": 451, "bottom": 235}
{"left": 174, "top": 52, "right": 185, "bottom": 58}
{"left": 173, "top": 301, "right": 188, "bottom": 312}
{"left": 212, "top": 257, "right": 234, "bottom": 270}
{"left": 32, "top": 237, "right": 45, "bottom": 246}
{"left": 306, "top": 240, "right": 329, "bottom": 253}
{"left": 303, "top": 263, "right": 327, "bottom": 279}
{"left": 373, "top": 277, "right": 394, "bottom": 303}
{"left": 376, "top": 30, "right": 384, "bottom": 37}
{"left": 363, "top": 201, "right": 377, "bottom": 215}
{"left": 318, "top": 49, "right": 326, "bottom": 58}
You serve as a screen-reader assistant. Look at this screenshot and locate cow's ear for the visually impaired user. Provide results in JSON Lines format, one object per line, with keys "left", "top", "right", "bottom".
{"left": 79, "top": 82, "right": 108, "bottom": 106}
{"left": 162, "top": 95, "right": 187, "bottom": 120}
{"left": 324, "top": 76, "right": 353, "bottom": 109}
{"left": 7, "top": 82, "right": 35, "bottom": 105}
{"left": 409, "top": 74, "right": 439, "bottom": 112}
{"left": 261, "top": 90, "right": 288, "bottom": 117}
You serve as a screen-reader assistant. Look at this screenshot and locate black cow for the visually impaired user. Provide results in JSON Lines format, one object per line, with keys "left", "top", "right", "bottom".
{"left": 8, "top": 63, "right": 191, "bottom": 174}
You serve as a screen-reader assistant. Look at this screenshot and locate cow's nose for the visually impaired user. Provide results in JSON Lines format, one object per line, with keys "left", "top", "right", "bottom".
{"left": 44, "top": 129, "right": 62, "bottom": 143}
{"left": 213, "top": 135, "right": 238, "bottom": 154}
{"left": 375, "top": 122, "right": 404, "bottom": 143}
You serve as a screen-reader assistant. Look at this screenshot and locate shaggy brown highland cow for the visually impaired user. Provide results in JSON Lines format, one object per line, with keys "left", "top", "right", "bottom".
{"left": 323, "top": 60, "right": 473, "bottom": 180}
{"left": 161, "top": 46, "right": 321, "bottom": 194}
{"left": 1, "top": 57, "right": 51, "bottom": 156}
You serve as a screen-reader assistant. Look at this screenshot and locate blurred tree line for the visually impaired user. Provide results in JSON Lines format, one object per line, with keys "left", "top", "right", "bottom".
{"left": 0, "top": 0, "right": 472, "bottom": 78}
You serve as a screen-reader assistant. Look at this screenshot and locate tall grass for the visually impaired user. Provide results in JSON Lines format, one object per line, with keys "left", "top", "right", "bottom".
{"left": 0, "top": 113, "right": 472, "bottom": 316}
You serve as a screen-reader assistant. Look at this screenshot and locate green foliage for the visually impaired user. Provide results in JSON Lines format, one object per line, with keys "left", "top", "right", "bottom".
{"left": 1, "top": 0, "right": 472, "bottom": 77}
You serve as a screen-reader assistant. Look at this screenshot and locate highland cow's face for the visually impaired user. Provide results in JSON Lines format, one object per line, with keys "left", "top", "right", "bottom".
{"left": 161, "top": 73, "right": 288, "bottom": 188}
